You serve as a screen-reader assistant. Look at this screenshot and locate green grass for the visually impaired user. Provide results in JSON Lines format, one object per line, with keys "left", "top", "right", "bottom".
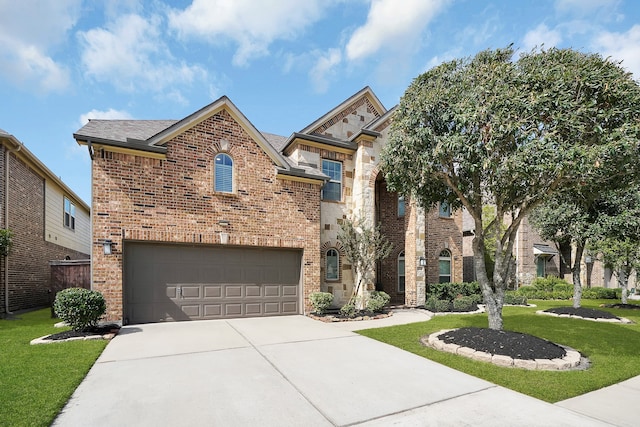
{"left": 359, "top": 299, "right": 640, "bottom": 403}
{"left": 0, "top": 308, "right": 107, "bottom": 427}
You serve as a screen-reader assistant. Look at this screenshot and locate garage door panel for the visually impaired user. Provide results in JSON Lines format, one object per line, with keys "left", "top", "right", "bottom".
{"left": 124, "top": 243, "right": 302, "bottom": 324}
{"left": 181, "top": 286, "right": 201, "bottom": 299}
{"left": 263, "top": 285, "right": 281, "bottom": 297}
{"left": 204, "top": 285, "right": 222, "bottom": 298}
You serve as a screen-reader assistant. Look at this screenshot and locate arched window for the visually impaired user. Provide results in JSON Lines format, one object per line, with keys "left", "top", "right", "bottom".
{"left": 326, "top": 249, "right": 339, "bottom": 281}
{"left": 438, "top": 249, "right": 451, "bottom": 283}
{"left": 214, "top": 153, "right": 233, "bottom": 193}
{"left": 398, "top": 251, "right": 405, "bottom": 293}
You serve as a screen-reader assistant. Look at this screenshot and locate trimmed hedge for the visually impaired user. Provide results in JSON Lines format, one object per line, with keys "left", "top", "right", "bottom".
{"left": 367, "top": 291, "right": 391, "bottom": 312}
{"left": 53, "top": 288, "right": 106, "bottom": 331}
{"left": 309, "top": 292, "right": 333, "bottom": 314}
{"left": 504, "top": 292, "right": 528, "bottom": 306}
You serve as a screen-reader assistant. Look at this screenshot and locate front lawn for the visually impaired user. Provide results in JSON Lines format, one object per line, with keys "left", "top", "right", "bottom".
{"left": 358, "top": 299, "right": 640, "bottom": 402}
{"left": 0, "top": 308, "right": 107, "bottom": 426}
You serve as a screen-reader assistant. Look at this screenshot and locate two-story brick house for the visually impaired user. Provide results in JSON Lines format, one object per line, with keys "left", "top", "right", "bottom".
{"left": 0, "top": 129, "right": 90, "bottom": 316}
{"left": 74, "top": 87, "right": 462, "bottom": 324}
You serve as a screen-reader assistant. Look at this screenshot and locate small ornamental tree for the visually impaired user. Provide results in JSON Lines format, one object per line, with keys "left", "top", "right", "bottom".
{"left": 382, "top": 46, "right": 640, "bottom": 330}
{"left": 337, "top": 217, "right": 393, "bottom": 309}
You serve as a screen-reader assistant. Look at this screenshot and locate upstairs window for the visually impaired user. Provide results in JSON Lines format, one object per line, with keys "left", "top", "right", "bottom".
{"left": 64, "top": 197, "right": 75, "bottom": 230}
{"left": 321, "top": 159, "right": 342, "bottom": 201}
{"left": 439, "top": 201, "right": 452, "bottom": 218}
{"left": 398, "top": 195, "right": 405, "bottom": 217}
{"left": 326, "top": 249, "right": 339, "bottom": 281}
{"left": 214, "top": 153, "right": 233, "bottom": 193}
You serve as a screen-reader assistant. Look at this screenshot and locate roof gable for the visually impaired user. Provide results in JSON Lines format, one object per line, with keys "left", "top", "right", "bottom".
{"left": 299, "top": 87, "right": 387, "bottom": 136}
{"left": 147, "top": 96, "right": 286, "bottom": 168}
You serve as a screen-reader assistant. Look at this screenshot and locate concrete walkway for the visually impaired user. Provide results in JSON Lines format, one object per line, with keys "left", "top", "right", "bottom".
{"left": 52, "top": 311, "right": 629, "bottom": 426}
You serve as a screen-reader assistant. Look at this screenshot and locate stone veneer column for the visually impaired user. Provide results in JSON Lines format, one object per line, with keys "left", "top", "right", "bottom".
{"left": 405, "top": 199, "right": 427, "bottom": 306}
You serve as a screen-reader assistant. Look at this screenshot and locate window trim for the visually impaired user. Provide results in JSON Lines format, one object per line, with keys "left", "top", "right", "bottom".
{"left": 398, "top": 251, "right": 406, "bottom": 293}
{"left": 321, "top": 159, "right": 342, "bottom": 202}
{"left": 63, "top": 197, "right": 76, "bottom": 231}
{"left": 438, "top": 249, "right": 452, "bottom": 283}
{"left": 325, "top": 248, "right": 339, "bottom": 281}
{"left": 214, "top": 153, "right": 234, "bottom": 194}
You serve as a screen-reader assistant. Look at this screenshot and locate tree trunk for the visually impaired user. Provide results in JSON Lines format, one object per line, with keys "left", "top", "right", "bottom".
{"left": 572, "top": 244, "right": 585, "bottom": 309}
{"left": 472, "top": 232, "right": 503, "bottom": 330}
{"left": 619, "top": 269, "right": 629, "bottom": 304}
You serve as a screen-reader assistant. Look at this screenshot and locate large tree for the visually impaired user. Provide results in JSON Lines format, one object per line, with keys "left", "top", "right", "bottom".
{"left": 382, "top": 46, "right": 640, "bottom": 330}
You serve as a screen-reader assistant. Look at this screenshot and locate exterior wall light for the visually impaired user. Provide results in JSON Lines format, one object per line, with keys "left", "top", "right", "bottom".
{"left": 103, "top": 240, "right": 113, "bottom": 255}
{"left": 419, "top": 256, "right": 427, "bottom": 267}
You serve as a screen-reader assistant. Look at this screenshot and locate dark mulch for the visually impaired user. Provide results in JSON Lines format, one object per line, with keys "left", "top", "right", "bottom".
{"left": 544, "top": 306, "right": 619, "bottom": 319}
{"left": 44, "top": 324, "right": 120, "bottom": 341}
{"left": 603, "top": 303, "right": 640, "bottom": 310}
{"left": 439, "top": 327, "right": 566, "bottom": 360}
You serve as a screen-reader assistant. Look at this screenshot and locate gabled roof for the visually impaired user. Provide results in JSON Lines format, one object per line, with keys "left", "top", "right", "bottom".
{"left": 74, "top": 97, "right": 327, "bottom": 183}
{"left": 363, "top": 105, "right": 397, "bottom": 132}
{"left": 0, "top": 130, "right": 89, "bottom": 211}
{"left": 299, "top": 86, "right": 387, "bottom": 135}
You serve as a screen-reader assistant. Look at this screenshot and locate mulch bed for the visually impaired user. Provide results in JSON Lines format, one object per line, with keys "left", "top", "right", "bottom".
{"left": 544, "top": 307, "right": 619, "bottom": 319}
{"left": 44, "top": 324, "right": 121, "bottom": 341}
{"left": 438, "top": 327, "right": 566, "bottom": 360}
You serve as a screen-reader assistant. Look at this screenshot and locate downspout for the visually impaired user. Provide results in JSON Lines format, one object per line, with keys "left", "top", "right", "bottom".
{"left": 4, "top": 141, "right": 21, "bottom": 315}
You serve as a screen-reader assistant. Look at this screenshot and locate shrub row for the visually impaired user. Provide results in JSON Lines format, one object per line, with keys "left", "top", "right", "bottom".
{"left": 515, "top": 277, "right": 621, "bottom": 300}
{"left": 309, "top": 290, "right": 391, "bottom": 316}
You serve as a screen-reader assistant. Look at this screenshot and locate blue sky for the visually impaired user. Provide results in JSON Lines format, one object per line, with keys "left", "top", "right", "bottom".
{"left": 1, "top": 0, "right": 639, "bottom": 204}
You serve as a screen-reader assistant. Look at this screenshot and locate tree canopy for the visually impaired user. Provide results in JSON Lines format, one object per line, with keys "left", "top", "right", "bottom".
{"left": 382, "top": 46, "right": 640, "bottom": 330}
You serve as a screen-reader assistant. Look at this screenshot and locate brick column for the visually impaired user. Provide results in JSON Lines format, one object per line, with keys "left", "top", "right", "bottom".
{"left": 405, "top": 199, "right": 426, "bottom": 306}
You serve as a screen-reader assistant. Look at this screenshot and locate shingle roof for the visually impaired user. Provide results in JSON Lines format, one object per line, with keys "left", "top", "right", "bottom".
{"left": 75, "top": 120, "right": 178, "bottom": 143}
{"left": 261, "top": 132, "right": 289, "bottom": 152}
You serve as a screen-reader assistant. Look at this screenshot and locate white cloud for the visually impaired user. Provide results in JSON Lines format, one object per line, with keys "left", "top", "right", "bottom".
{"left": 592, "top": 25, "right": 640, "bottom": 79}
{"left": 345, "top": 0, "right": 450, "bottom": 62}
{"left": 522, "top": 23, "right": 563, "bottom": 51}
{"left": 0, "top": 0, "right": 80, "bottom": 93}
{"left": 309, "top": 48, "right": 342, "bottom": 93}
{"left": 168, "top": 0, "right": 332, "bottom": 66}
{"left": 555, "top": 0, "right": 619, "bottom": 16}
{"left": 78, "top": 108, "right": 133, "bottom": 127}
{"left": 79, "top": 13, "right": 207, "bottom": 93}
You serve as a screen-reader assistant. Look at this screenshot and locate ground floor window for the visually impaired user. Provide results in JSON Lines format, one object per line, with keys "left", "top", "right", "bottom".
{"left": 326, "top": 249, "right": 339, "bottom": 281}
{"left": 536, "top": 256, "right": 546, "bottom": 277}
{"left": 398, "top": 251, "right": 405, "bottom": 293}
{"left": 439, "top": 249, "right": 451, "bottom": 283}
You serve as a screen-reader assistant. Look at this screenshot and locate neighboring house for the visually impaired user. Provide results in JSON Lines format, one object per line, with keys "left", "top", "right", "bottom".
{"left": 74, "top": 87, "right": 463, "bottom": 325}
{"left": 0, "top": 129, "right": 90, "bottom": 316}
{"left": 462, "top": 210, "right": 635, "bottom": 290}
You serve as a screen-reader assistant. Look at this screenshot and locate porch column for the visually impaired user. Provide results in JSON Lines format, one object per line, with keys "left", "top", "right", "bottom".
{"left": 405, "top": 199, "right": 426, "bottom": 306}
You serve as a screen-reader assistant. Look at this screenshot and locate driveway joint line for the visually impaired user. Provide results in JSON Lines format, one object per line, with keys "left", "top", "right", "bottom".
{"left": 226, "top": 320, "right": 339, "bottom": 427}
{"left": 96, "top": 344, "right": 252, "bottom": 364}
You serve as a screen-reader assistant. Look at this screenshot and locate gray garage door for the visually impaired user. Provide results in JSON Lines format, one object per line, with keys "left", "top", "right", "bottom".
{"left": 124, "top": 242, "right": 302, "bottom": 324}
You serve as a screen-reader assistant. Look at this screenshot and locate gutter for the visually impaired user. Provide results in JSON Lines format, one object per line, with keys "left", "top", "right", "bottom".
{"left": 4, "top": 138, "right": 21, "bottom": 315}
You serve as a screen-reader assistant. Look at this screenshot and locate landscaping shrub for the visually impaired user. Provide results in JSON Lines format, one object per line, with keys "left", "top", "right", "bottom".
{"left": 53, "top": 288, "right": 106, "bottom": 331}
{"left": 434, "top": 299, "right": 452, "bottom": 312}
{"left": 339, "top": 302, "right": 357, "bottom": 317}
{"left": 309, "top": 292, "right": 333, "bottom": 314}
{"left": 504, "top": 292, "right": 528, "bottom": 305}
{"left": 552, "top": 290, "right": 572, "bottom": 300}
{"left": 531, "top": 276, "right": 570, "bottom": 292}
{"left": 427, "top": 281, "right": 481, "bottom": 301}
{"left": 425, "top": 296, "right": 437, "bottom": 311}
{"left": 582, "top": 287, "right": 617, "bottom": 299}
{"left": 452, "top": 295, "right": 476, "bottom": 312}
{"left": 366, "top": 291, "right": 390, "bottom": 312}
{"left": 553, "top": 283, "right": 572, "bottom": 293}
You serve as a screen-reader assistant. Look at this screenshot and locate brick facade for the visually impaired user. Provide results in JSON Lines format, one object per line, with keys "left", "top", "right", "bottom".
{"left": 0, "top": 150, "right": 89, "bottom": 315}
{"left": 90, "top": 108, "right": 322, "bottom": 321}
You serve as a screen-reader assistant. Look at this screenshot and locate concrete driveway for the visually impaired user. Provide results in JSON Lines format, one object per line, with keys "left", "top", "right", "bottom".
{"left": 53, "top": 315, "right": 612, "bottom": 426}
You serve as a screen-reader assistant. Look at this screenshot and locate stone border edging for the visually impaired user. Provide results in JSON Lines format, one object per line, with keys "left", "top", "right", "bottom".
{"left": 308, "top": 311, "right": 393, "bottom": 323}
{"left": 30, "top": 330, "right": 119, "bottom": 345}
{"left": 421, "top": 329, "right": 587, "bottom": 371}
{"left": 536, "top": 310, "right": 632, "bottom": 324}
